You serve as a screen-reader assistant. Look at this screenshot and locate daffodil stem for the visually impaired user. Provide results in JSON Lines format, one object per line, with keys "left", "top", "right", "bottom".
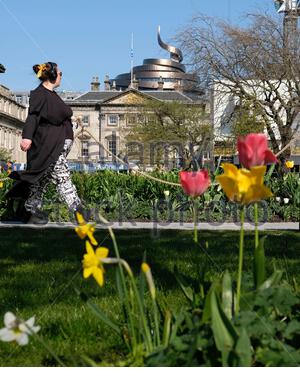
{"left": 254, "top": 203, "right": 259, "bottom": 249}
{"left": 152, "top": 299, "right": 161, "bottom": 347}
{"left": 129, "top": 277, "right": 153, "bottom": 353}
{"left": 108, "top": 227, "right": 138, "bottom": 352}
{"left": 193, "top": 198, "right": 198, "bottom": 243}
{"left": 236, "top": 206, "right": 245, "bottom": 315}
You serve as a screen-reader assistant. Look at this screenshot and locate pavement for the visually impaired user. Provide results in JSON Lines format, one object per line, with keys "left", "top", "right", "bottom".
{"left": 0, "top": 221, "right": 298, "bottom": 231}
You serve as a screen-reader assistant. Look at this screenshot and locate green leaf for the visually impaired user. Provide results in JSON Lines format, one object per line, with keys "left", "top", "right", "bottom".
{"left": 115, "top": 268, "right": 125, "bottom": 303}
{"left": 81, "top": 354, "right": 99, "bottom": 367}
{"left": 265, "top": 164, "right": 276, "bottom": 183}
{"left": 174, "top": 265, "right": 194, "bottom": 303}
{"left": 86, "top": 299, "right": 121, "bottom": 334}
{"left": 234, "top": 328, "right": 252, "bottom": 366}
{"left": 259, "top": 270, "right": 283, "bottom": 290}
{"left": 210, "top": 286, "right": 238, "bottom": 365}
{"left": 222, "top": 271, "right": 233, "bottom": 319}
{"left": 284, "top": 320, "right": 300, "bottom": 340}
{"left": 253, "top": 236, "right": 267, "bottom": 289}
{"left": 162, "top": 310, "right": 172, "bottom": 347}
{"left": 202, "top": 285, "right": 213, "bottom": 323}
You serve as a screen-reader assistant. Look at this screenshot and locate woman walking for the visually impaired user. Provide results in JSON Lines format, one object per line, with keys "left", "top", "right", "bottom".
{"left": 8, "top": 62, "right": 83, "bottom": 224}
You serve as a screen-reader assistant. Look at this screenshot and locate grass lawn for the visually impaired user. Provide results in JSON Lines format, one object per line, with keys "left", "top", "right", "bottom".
{"left": 0, "top": 227, "right": 299, "bottom": 366}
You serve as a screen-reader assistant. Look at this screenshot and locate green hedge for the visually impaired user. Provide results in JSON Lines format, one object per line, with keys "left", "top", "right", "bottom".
{"left": 0, "top": 170, "right": 299, "bottom": 222}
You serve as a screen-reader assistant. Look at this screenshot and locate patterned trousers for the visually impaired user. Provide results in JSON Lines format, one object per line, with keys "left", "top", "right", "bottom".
{"left": 25, "top": 139, "right": 81, "bottom": 213}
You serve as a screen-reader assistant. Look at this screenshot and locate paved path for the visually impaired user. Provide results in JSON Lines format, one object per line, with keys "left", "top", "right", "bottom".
{"left": 0, "top": 221, "right": 298, "bottom": 231}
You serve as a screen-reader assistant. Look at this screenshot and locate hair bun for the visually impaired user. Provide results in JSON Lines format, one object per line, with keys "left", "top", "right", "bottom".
{"left": 32, "top": 64, "right": 41, "bottom": 74}
{"left": 32, "top": 62, "right": 54, "bottom": 80}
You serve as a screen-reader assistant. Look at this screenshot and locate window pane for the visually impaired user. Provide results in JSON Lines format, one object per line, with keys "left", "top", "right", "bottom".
{"left": 108, "top": 115, "right": 118, "bottom": 125}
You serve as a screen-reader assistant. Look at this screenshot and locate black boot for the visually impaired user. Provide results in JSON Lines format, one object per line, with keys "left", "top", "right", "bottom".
{"left": 15, "top": 199, "right": 32, "bottom": 223}
{"left": 26, "top": 209, "right": 49, "bottom": 225}
{"left": 73, "top": 204, "right": 91, "bottom": 224}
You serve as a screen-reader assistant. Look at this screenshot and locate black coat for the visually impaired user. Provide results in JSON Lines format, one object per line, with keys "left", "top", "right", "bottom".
{"left": 7, "top": 83, "right": 74, "bottom": 198}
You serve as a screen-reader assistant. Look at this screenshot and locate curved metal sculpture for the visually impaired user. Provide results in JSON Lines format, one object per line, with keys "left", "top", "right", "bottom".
{"left": 157, "top": 25, "right": 183, "bottom": 63}
{"left": 112, "top": 26, "right": 198, "bottom": 91}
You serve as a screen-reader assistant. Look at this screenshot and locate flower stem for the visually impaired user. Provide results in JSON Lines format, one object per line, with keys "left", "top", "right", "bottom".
{"left": 27, "top": 327, "right": 66, "bottom": 367}
{"left": 254, "top": 202, "right": 259, "bottom": 249}
{"left": 193, "top": 198, "right": 198, "bottom": 243}
{"left": 107, "top": 225, "right": 138, "bottom": 353}
{"left": 236, "top": 206, "right": 245, "bottom": 315}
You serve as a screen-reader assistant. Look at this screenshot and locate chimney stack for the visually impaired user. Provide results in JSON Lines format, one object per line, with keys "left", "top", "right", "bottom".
{"left": 90, "top": 76, "right": 100, "bottom": 91}
{"left": 104, "top": 75, "right": 111, "bottom": 91}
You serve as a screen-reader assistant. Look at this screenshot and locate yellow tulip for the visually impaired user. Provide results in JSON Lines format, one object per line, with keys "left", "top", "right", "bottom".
{"left": 216, "top": 163, "right": 272, "bottom": 205}
{"left": 285, "top": 160, "right": 294, "bottom": 169}
{"left": 82, "top": 240, "right": 109, "bottom": 287}
{"left": 75, "top": 212, "right": 98, "bottom": 246}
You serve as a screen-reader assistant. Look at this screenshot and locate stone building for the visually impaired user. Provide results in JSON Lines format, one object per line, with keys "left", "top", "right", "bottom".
{"left": 67, "top": 77, "right": 206, "bottom": 164}
{"left": 0, "top": 82, "right": 27, "bottom": 163}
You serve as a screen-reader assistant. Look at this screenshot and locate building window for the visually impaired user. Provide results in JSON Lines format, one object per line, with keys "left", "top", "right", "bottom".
{"left": 82, "top": 115, "right": 89, "bottom": 126}
{"left": 108, "top": 115, "right": 118, "bottom": 126}
{"left": 82, "top": 141, "right": 89, "bottom": 157}
{"left": 108, "top": 139, "right": 117, "bottom": 156}
{"left": 15, "top": 96, "right": 23, "bottom": 104}
{"left": 126, "top": 114, "right": 137, "bottom": 126}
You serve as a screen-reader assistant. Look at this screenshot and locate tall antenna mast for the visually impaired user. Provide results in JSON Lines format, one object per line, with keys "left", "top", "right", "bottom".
{"left": 130, "top": 32, "right": 134, "bottom": 88}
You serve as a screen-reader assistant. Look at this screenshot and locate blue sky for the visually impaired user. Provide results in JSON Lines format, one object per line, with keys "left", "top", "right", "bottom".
{"left": 0, "top": 0, "right": 276, "bottom": 92}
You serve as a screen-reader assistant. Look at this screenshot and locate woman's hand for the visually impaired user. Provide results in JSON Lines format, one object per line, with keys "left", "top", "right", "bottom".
{"left": 20, "top": 138, "right": 32, "bottom": 152}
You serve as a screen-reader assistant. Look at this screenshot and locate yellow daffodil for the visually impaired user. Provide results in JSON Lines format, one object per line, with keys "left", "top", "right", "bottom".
{"left": 141, "top": 263, "right": 156, "bottom": 300}
{"left": 216, "top": 163, "right": 272, "bottom": 205}
{"left": 75, "top": 212, "right": 98, "bottom": 246}
{"left": 285, "top": 160, "right": 294, "bottom": 169}
{"left": 82, "top": 240, "right": 109, "bottom": 287}
{"left": 141, "top": 263, "right": 150, "bottom": 273}
{"left": 0, "top": 182, "right": 3, "bottom": 189}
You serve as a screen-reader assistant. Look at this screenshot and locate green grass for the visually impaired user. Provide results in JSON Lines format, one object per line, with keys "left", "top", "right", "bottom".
{"left": 0, "top": 228, "right": 299, "bottom": 366}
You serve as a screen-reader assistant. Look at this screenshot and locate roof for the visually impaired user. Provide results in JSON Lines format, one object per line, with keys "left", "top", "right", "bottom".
{"left": 73, "top": 89, "right": 204, "bottom": 104}
{"left": 73, "top": 91, "right": 122, "bottom": 102}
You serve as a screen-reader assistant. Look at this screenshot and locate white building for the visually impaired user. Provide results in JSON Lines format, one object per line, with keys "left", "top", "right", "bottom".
{"left": 211, "top": 79, "right": 300, "bottom": 157}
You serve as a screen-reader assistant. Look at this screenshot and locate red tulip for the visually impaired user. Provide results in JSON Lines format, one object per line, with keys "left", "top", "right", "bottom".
{"left": 237, "top": 133, "right": 278, "bottom": 169}
{"left": 179, "top": 170, "right": 210, "bottom": 197}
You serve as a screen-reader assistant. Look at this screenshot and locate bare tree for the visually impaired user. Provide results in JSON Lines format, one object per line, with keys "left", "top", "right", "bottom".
{"left": 179, "top": 13, "right": 300, "bottom": 158}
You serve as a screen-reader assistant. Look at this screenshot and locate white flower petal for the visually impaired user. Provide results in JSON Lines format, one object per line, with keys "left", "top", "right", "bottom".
{"left": 19, "top": 321, "right": 40, "bottom": 335}
{"left": 16, "top": 333, "right": 29, "bottom": 346}
{"left": 25, "top": 317, "right": 35, "bottom": 328}
{"left": 19, "top": 323, "right": 30, "bottom": 334}
{"left": 0, "top": 328, "right": 16, "bottom": 342}
{"left": 31, "top": 325, "right": 40, "bottom": 334}
{"left": 4, "top": 312, "right": 16, "bottom": 328}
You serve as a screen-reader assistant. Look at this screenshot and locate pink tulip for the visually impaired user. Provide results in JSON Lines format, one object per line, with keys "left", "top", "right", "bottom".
{"left": 237, "top": 133, "right": 278, "bottom": 169}
{"left": 179, "top": 170, "right": 210, "bottom": 197}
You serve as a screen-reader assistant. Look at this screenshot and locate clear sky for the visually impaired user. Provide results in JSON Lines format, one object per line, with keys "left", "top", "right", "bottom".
{"left": 0, "top": 0, "right": 276, "bottom": 92}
